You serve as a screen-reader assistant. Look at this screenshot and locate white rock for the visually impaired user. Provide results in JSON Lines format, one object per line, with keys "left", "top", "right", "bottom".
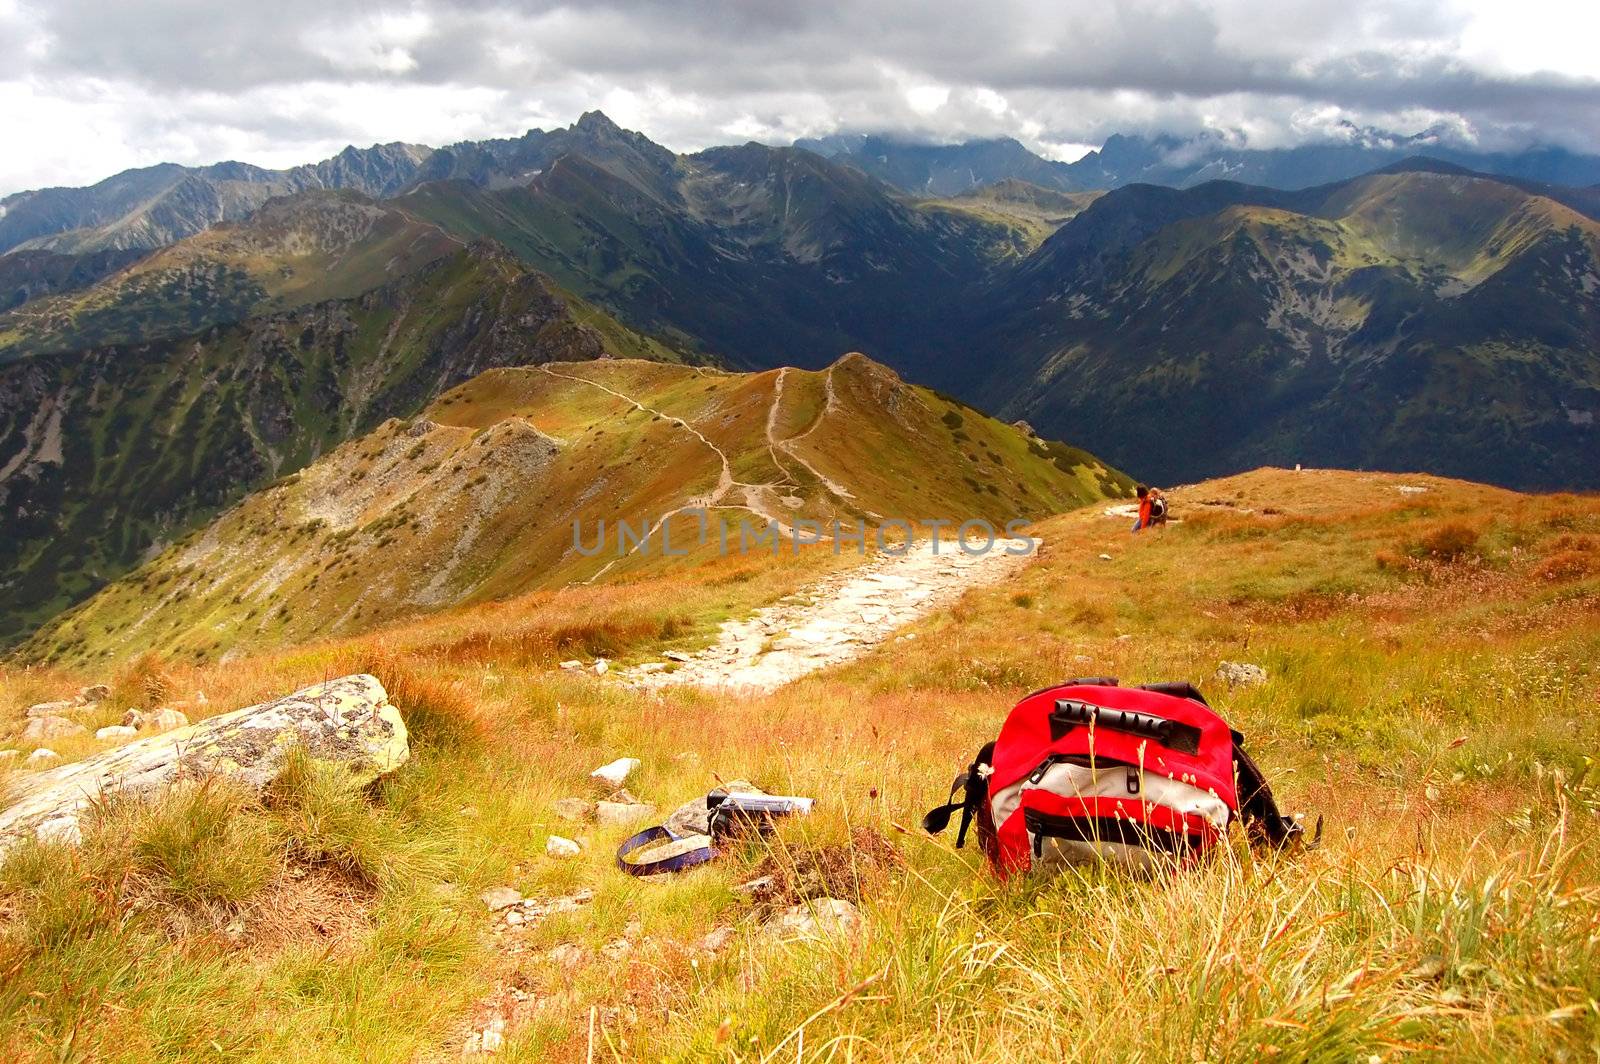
{"left": 479, "top": 1028, "right": 504, "bottom": 1054}
{"left": 600, "top": 938, "right": 633, "bottom": 961}
{"left": 1098, "top": 553, "right": 1114, "bottom": 561}
{"left": 22, "top": 716, "right": 86, "bottom": 741}
{"left": 96, "top": 725, "right": 138, "bottom": 741}
{"left": 590, "top": 757, "right": 640, "bottom": 787}
{"left": 546, "top": 835, "right": 581, "bottom": 858}
{"left": 480, "top": 886, "right": 524, "bottom": 912}
{"left": 25, "top": 701, "right": 74, "bottom": 719}
{"left": 766, "top": 898, "right": 864, "bottom": 942}
{"left": 558, "top": 660, "right": 583, "bottom": 671}
{"left": 662, "top": 651, "right": 692, "bottom": 663}
{"left": 25, "top": 749, "right": 59, "bottom": 767}
{"left": 596, "top": 801, "right": 656, "bottom": 827}
{"left": 147, "top": 708, "right": 190, "bottom": 733}
{"left": 1216, "top": 662, "right": 1269, "bottom": 687}
{"left": 34, "top": 815, "right": 82, "bottom": 846}
{"left": 1397, "top": 485, "right": 1429, "bottom": 495}
{"left": 592, "top": 658, "right": 609, "bottom": 676}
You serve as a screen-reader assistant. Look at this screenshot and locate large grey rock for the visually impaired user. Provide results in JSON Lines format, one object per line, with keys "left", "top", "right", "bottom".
{"left": 95, "top": 725, "right": 138, "bottom": 741}
{"left": 0, "top": 674, "right": 409, "bottom": 854}
{"left": 25, "top": 701, "right": 75, "bottom": 719}
{"left": 22, "top": 716, "right": 86, "bottom": 741}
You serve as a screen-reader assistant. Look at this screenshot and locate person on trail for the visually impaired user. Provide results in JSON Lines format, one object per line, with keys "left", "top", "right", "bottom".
{"left": 1132, "top": 485, "right": 1168, "bottom": 533}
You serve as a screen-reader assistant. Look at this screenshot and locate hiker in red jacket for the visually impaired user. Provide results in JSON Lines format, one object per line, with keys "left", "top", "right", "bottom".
{"left": 1132, "top": 485, "right": 1167, "bottom": 533}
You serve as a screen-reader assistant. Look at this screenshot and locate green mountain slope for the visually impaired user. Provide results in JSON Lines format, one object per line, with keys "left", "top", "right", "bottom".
{"left": 0, "top": 241, "right": 683, "bottom": 647}
{"left": 0, "top": 191, "right": 460, "bottom": 359}
{"left": 969, "top": 166, "right": 1600, "bottom": 489}
{"left": 22, "top": 353, "right": 1129, "bottom": 665}
{"left": 397, "top": 127, "right": 1017, "bottom": 371}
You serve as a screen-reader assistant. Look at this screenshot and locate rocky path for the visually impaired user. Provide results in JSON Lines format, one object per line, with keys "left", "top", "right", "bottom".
{"left": 620, "top": 536, "right": 1034, "bottom": 693}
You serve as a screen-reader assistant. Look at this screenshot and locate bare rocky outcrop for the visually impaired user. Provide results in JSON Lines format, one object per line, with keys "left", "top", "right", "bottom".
{"left": 0, "top": 674, "right": 409, "bottom": 854}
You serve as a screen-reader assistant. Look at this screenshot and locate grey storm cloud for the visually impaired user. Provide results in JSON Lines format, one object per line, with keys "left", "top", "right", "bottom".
{"left": 3, "top": 0, "right": 1599, "bottom": 193}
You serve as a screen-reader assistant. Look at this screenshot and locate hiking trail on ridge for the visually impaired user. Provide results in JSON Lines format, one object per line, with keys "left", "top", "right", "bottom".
{"left": 619, "top": 536, "right": 1035, "bottom": 693}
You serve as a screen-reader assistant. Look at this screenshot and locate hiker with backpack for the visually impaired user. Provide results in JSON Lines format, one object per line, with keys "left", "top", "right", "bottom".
{"left": 1132, "top": 485, "right": 1168, "bottom": 532}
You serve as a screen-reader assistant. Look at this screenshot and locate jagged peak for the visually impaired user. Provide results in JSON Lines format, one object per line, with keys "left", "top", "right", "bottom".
{"left": 574, "top": 110, "right": 623, "bottom": 135}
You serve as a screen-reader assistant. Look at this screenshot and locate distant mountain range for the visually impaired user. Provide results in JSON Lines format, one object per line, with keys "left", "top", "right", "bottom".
{"left": 3, "top": 112, "right": 1598, "bottom": 646}
{"left": 798, "top": 125, "right": 1600, "bottom": 197}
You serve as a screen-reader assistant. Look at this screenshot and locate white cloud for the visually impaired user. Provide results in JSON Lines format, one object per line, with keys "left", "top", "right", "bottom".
{"left": 1, "top": 0, "right": 1597, "bottom": 196}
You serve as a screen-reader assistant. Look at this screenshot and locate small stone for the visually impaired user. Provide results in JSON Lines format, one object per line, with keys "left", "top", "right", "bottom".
{"left": 478, "top": 1025, "right": 505, "bottom": 1054}
{"left": 634, "top": 662, "right": 667, "bottom": 674}
{"left": 592, "top": 658, "right": 609, "bottom": 676}
{"left": 1216, "top": 662, "right": 1269, "bottom": 687}
{"left": 121, "top": 709, "right": 146, "bottom": 729}
{"left": 26, "top": 748, "right": 59, "bottom": 766}
{"left": 148, "top": 708, "right": 190, "bottom": 733}
{"left": 733, "top": 875, "right": 776, "bottom": 897}
{"left": 23, "top": 716, "right": 86, "bottom": 741}
{"left": 1098, "top": 553, "right": 1113, "bottom": 561}
{"left": 766, "top": 898, "right": 863, "bottom": 943}
{"left": 662, "top": 650, "right": 692, "bottom": 663}
{"left": 596, "top": 801, "right": 656, "bottom": 827}
{"left": 480, "top": 886, "right": 524, "bottom": 912}
{"left": 25, "top": 701, "right": 74, "bottom": 719}
{"left": 79, "top": 685, "right": 111, "bottom": 703}
{"left": 590, "top": 757, "right": 640, "bottom": 788}
{"left": 608, "top": 787, "right": 642, "bottom": 805}
{"left": 548, "top": 942, "right": 586, "bottom": 968}
{"left": 624, "top": 919, "right": 644, "bottom": 940}
{"left": 600, "top": 938, "right": 633, "bottom": 961}
{"left": 699, "top": 926, "right": 735, "bottom": 953}
{"left": 504, "top": 910, "right": 525, "bottom": 926}
{"left": 553, "top": 798, "right": 592, "bottom": 822}
{"left": 95, "top": 725, "right": 138, "bottom": 741}
{"left": 546, "top": 835, "right": 581, "bottom": 858}
{"left": 559, "top": 660, "right": 583, "bottom": 671}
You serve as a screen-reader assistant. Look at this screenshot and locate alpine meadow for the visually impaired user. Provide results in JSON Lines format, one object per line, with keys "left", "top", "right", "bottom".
{"left": 2, "top": 2, "right": 1599, "bottom": 1062}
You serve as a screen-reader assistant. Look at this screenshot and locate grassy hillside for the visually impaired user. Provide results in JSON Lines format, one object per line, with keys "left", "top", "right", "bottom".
{"left": 0, "top": 191, "right": 460, "bottom": 359}
{"left": 1, "top": 468, "right": 1596, "bottom": 1060}
{"left": 0, "top": 241, "right": 686, "bottom": 649}
{"left": 918, "top": 180, "right": 1104, "bottom": 255}
{"left": 23, "top": 353, "right": 1129, "bottom": 666}
{"left": 974, "top": 168, "right": 1600, "bottom": 490}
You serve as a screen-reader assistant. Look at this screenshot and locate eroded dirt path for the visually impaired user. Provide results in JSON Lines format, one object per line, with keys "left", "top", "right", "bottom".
{"left": 620, "top": 536, "right": 1035, "bottom": 693}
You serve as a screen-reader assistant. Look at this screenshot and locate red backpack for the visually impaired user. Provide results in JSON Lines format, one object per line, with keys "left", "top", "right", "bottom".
{"left": 923, "top": 678, "right": 1305, "bottom": 877}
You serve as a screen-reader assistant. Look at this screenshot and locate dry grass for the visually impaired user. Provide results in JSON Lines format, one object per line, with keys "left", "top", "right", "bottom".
{"left": 1, "top": 468, "right": 1598, "bottom": 1061}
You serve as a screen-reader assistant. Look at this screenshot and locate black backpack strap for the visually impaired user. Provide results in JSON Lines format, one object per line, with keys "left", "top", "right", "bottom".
{"left": 1136, "top": 681, "right": 1209, "bottom": 706}
{"left": 1232, "top": 740, "right": 1314, "bottom": 848}
{"left": 923, "top": 741, "right": 995, "bottom": 848}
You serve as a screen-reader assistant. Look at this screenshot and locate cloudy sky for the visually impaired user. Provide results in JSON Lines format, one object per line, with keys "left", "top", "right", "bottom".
{"left": 3, "top": 0, "right": 1599, "bottom": 196}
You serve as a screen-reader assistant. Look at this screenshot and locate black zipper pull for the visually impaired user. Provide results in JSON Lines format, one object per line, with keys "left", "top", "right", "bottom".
{"left": 1028, "top": 756, "right": 1058, "bottom": 785}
